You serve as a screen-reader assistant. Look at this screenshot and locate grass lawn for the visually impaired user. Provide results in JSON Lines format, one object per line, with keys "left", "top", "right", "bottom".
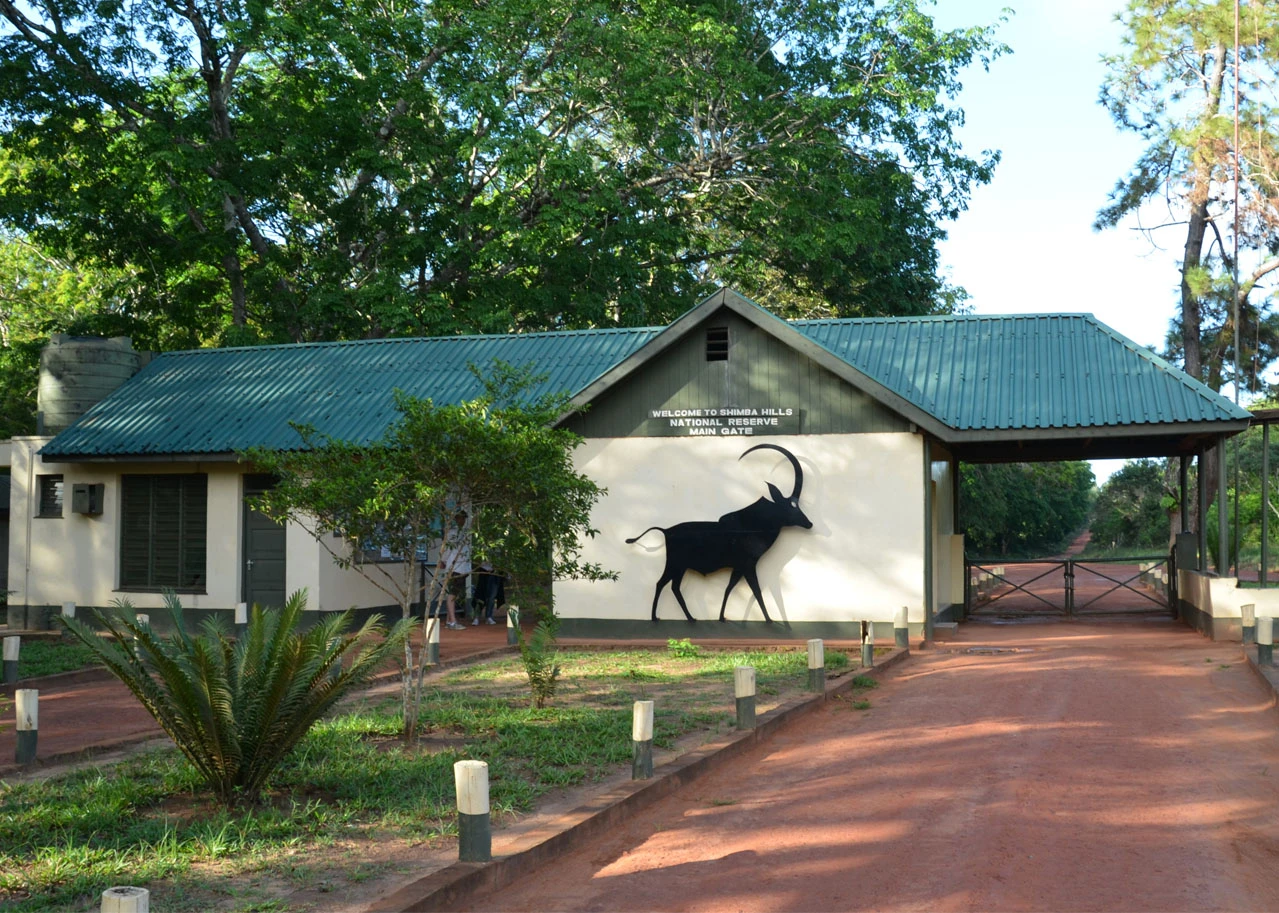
{"left": 1, "top": 646, "right": 860, "bottom": 913}
{"left": 14, "top": 639, "right": 101, "bottom": 679}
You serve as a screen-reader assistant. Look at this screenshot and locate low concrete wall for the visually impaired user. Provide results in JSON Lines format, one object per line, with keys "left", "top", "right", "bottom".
{"left": 1177, "top": 569, "right": 1279, "bottom": 641}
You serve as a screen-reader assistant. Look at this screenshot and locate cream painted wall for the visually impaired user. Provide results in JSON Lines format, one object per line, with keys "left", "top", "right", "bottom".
{"left": 556, "top": 433, "right": 926, "bottom": 624}
{"left": 8, "top": 440, "right": 407, "bottom": 613}
{"left": 9, "top": 439, "right": 242, "bottom": 610}
{"left": 1178, "top": 569, "right": 1279, "bottom": 618}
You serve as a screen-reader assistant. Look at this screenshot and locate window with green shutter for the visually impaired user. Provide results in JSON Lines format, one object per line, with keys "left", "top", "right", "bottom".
{"left": 119, "top": 474, "right": 208, "bottom": 591}
{"left": 36, "top": 475, "right": 64, "bottom": 517}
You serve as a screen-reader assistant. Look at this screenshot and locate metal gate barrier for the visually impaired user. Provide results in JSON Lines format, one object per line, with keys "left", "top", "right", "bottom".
{"left": 966, "top": 555, "right": 1172, "bottom": 617}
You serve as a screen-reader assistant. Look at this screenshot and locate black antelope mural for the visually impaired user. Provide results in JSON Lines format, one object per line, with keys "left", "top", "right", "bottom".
{"left": 626, "top": 443, "right": 812, "bottom": 623}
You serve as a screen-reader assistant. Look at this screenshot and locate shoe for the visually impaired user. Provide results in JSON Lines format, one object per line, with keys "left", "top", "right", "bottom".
{"left": 446, "top": 622, "right": 465, "bottom": 630}
{"left": 472, "top": 617, "right": 479, "bottom": 626}
{"left": 485, "top": 618, "right": 497, "bottom": 625}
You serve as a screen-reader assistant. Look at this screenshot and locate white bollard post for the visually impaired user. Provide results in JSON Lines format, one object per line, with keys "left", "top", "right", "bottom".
{"left": 101, "top": 886, "right": 150, "bottom": 913}
{"left": 3, "top": 636, "right": 18, "bottom": 685}
{"left": 895, "top": 606, "right": 909, "bottom": 648}
{"left": 632, "top": 700, "right": 655, "bottom": 779}
{"left": 454, "top": 760, "right": 491, "bottom": 863}
{"left": 15, "top": 689, "right": 37, "bottom": 765}
{"left": 807, "top": 638, "right": 825, "bottom": 692}
{"left": 1242, "top": 604, "right": 1256, "bottom": 645}
{"left": 133, "top": 614, "right": 148, "bottom": 658}
{"left": 506, "top": 604, "right": 521, "bottom": 646}
{"left": 1259, "top": 616, "right": 1274, "bottom": 667}
{"left": 734, "top": 666, "right": 756, "bottom": 730}
{"left": 861, "top": 620, "right": 875, "bottom": 668}
{"left": 426, "top": 617, "right": 440, "bottom": 665}
{"left": 234, "top": 602, "right": 248, "bottom": 640}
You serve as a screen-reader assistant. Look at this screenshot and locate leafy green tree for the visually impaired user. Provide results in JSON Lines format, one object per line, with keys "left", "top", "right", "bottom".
{"left": 0, "top": 0, "right": 1002, "bottom": 344}
{"left": 60, "top": 591, "right": 410, "bottom": 807}
{"left": 247, "top": 363, "right": 609, "bottom": 739}
{"left": 1090, "top": 460, "right": 1173, "bottom": 550}
{"left": 1097, "top": 0, "right": 1279, "bottom": 392}
{"left": 961, "top": 462, "right": 1095, "bottom": 558}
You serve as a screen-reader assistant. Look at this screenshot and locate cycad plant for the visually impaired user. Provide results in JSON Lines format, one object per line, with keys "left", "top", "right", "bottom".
{"left": 61, "top": 590, "right": 411, "bottom": 806}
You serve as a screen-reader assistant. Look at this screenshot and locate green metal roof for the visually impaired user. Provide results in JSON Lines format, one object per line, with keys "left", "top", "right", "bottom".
{"left": 42, "top": 327, "right": 660, "bottom": 459}
{"left": 40, "top": 291, "right": 1250, "bottom": 461}
{"left": 793, "top": 313, "right": 1251, "bottom": 431}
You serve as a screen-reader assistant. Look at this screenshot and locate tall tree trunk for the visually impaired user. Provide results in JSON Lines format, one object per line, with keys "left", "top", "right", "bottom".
{"left": 1179, "top": 41, "right": 1228, "bottom": 384}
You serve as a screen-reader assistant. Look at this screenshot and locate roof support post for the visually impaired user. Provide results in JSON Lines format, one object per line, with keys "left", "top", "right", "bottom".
{"left": 1198, "top": 448, "right": 1209, "bottom": 573}
{"left": 1179, "top": 455, "right": 1189, "bottom": 534}
{"left": 951, "top": 454, "right": 960, "bottom": 535}
{"left": 923, "top": 437, "right": 934, "bottom": 648}
{"left": 1217, "top": 437, "right": 1229, "bottom": 577}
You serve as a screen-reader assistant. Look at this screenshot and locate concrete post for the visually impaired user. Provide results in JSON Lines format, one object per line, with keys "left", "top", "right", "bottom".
{"left": 1259, "top": 615, "right": 1273, "bottom": 667}
{"left": 734, "top": 666, "right": 756, "bottom": 730}
{"left": 861, "top": 621, "right": 875, "bottom": 668}
{"left": 3, "top": 636, "right": 18, "bottom": 685}
{"left": 15, "top": 689, "right": 37, "bottom": 765}
{"left": 894, "top": 607, "right": 909, "bottom": 649}
{"left": 506, "top": 605, "right": 520, "bottom": 646}
{"left": 101, "top": 887, "right": 150, "bottom": 913}
{"left": 632, "top": 700, "right": 654, "bottom": 779}
{"left": 426, "top": 617, "right": 440, "bottom": 665}
{"left": 134, "top": 614, "right": 148, "bottom": 658}
{"left": 807, "top": 639, "right": 825, "bottom": 692}
{"left": 1242, "top": 603, "right": 1256, "bottom": 645}
{"left": 234, "top": 602, "right": 248, "bottom": 640}
{"left": 454, "top": 760, "right": 492, "bottom": 863}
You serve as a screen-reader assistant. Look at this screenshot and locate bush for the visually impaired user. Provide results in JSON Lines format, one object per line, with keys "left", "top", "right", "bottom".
{"left": 667, "top": 637, "right": 701, "bottom": 659}
{"left": 60, "top": 590, "right": 411, "bottom": 806}
{"left": 518, "top": 616, "right": 562, "bottom": 709}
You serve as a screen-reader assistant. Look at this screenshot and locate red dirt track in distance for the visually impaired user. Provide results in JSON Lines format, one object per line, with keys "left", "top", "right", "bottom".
{"left": 460, "top": 620, "right": 1279, "bottom": 913}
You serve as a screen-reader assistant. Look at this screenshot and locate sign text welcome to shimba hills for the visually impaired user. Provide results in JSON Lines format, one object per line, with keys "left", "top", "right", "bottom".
{"left": 644, "top": 406, "right": 800, "bottom": 436}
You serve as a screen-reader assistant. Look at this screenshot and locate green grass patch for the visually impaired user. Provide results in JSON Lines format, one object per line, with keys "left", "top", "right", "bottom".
{"left": 1, "top": 646, "right": 836, "bottom": 912}
{"left": 16, "top": 639, "right": 100, "bottom": 679}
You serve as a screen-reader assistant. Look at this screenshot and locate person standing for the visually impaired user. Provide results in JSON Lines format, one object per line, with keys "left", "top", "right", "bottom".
{"left": 440, "top": 511, "right": 472, "bottom": 630}
{"left": 472, "top": 561, "right": 504, "bottom": 625}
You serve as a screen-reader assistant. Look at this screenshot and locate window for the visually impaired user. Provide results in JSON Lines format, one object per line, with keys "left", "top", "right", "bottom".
{"left": 705, "top": 326, "right": 729, "bottom": 361}
{"left": 119, "top": 474, "right": 208, "bottom": 591}
{"left": 37, "top": 475, "right": 63, "bottom": 518}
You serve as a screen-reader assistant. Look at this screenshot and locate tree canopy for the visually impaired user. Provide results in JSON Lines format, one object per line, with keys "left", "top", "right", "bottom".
{"left": 0, "top": 0, "right": 1002, "bottom": 357}
{"left": 961, "top": 461, "right": 1095, "bottom": 558}
{"left": 1097, "top": 0, "right": 1279, "bottom": 393}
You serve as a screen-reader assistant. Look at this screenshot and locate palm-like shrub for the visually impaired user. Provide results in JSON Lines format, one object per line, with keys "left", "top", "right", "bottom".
{"left": 61, "top": 590, "right": 411, "bottom": 806}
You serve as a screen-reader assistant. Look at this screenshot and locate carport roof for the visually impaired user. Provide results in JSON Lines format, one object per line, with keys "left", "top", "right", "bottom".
{"left": 40, "top": 289, "right": 1249, "bottom": 462}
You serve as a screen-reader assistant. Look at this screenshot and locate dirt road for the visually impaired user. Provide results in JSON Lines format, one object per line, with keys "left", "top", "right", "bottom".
{"left": 463, "top": 620, "right": 1279, "bottom": 912}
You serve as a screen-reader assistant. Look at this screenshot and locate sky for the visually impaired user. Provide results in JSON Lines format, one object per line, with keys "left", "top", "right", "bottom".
{"left": 928, "top": 0, "right": 1183, "bottom": 484}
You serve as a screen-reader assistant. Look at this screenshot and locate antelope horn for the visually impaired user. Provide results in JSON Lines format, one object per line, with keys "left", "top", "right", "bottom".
{"left": 739, "top": 443, "right": 803, "bottom": 501}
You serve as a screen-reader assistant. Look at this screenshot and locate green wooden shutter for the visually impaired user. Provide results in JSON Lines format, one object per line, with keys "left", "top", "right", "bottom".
{"left": 119, "top": 476, "right": 154, "bottom": 587}
{"left": 119, "top": 474, "right": 208, "bottom": 590}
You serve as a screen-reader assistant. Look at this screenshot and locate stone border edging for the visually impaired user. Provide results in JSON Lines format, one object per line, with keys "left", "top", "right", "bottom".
{"left": 365, "top": 646, "right": 911, "bottom": 913}
{"left": 1242, "top": 644, "right": 1279, "bottom": 705}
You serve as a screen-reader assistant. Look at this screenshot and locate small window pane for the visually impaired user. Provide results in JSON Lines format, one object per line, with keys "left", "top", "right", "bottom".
{"left": 37, "top": 475, "right": 63, "bottom": 518}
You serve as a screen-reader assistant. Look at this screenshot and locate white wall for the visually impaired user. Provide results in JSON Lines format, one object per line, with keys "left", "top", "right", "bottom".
{"left": 8, "top": 440, "right": 404, "bottom": 613}
{"left": 1178, "top": 569, "right": 1279, "bottom": 619}
{"left": 8, "top": 438, "right": 242, "bottom": 610}
{"left": 556, "top": 433, "right": 926, "bottom": 624}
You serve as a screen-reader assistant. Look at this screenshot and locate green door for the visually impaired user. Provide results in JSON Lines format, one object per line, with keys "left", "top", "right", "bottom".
{"left": 243, "top": 475, "right": 286, "bottom": 609}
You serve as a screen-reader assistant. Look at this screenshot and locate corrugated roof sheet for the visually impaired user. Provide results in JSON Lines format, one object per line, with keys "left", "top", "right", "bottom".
{"left": 41, "top": 307, "right": 1249, "bottom": 459}
{"left": 793, "top": 313, "right": 1250, "bottom": 431}
{"left": 42, "top": 327, "right": 661, "bottom": 458}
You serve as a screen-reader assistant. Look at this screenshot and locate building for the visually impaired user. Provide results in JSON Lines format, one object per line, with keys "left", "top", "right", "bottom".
{"left": 3, "top": 290, "right": 1251, "bottom": 638}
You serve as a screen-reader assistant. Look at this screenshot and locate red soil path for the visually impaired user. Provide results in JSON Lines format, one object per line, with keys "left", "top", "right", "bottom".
{"left": 462, "top": 620, "right": 1279, "bottom": 913}
{"left": 0, "top": 619, "right": 517, "bottom": 775}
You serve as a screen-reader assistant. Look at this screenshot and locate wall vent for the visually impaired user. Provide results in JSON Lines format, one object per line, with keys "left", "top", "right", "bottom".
{"left": 705, "top": 326, "right": 729, "bottom": 361}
